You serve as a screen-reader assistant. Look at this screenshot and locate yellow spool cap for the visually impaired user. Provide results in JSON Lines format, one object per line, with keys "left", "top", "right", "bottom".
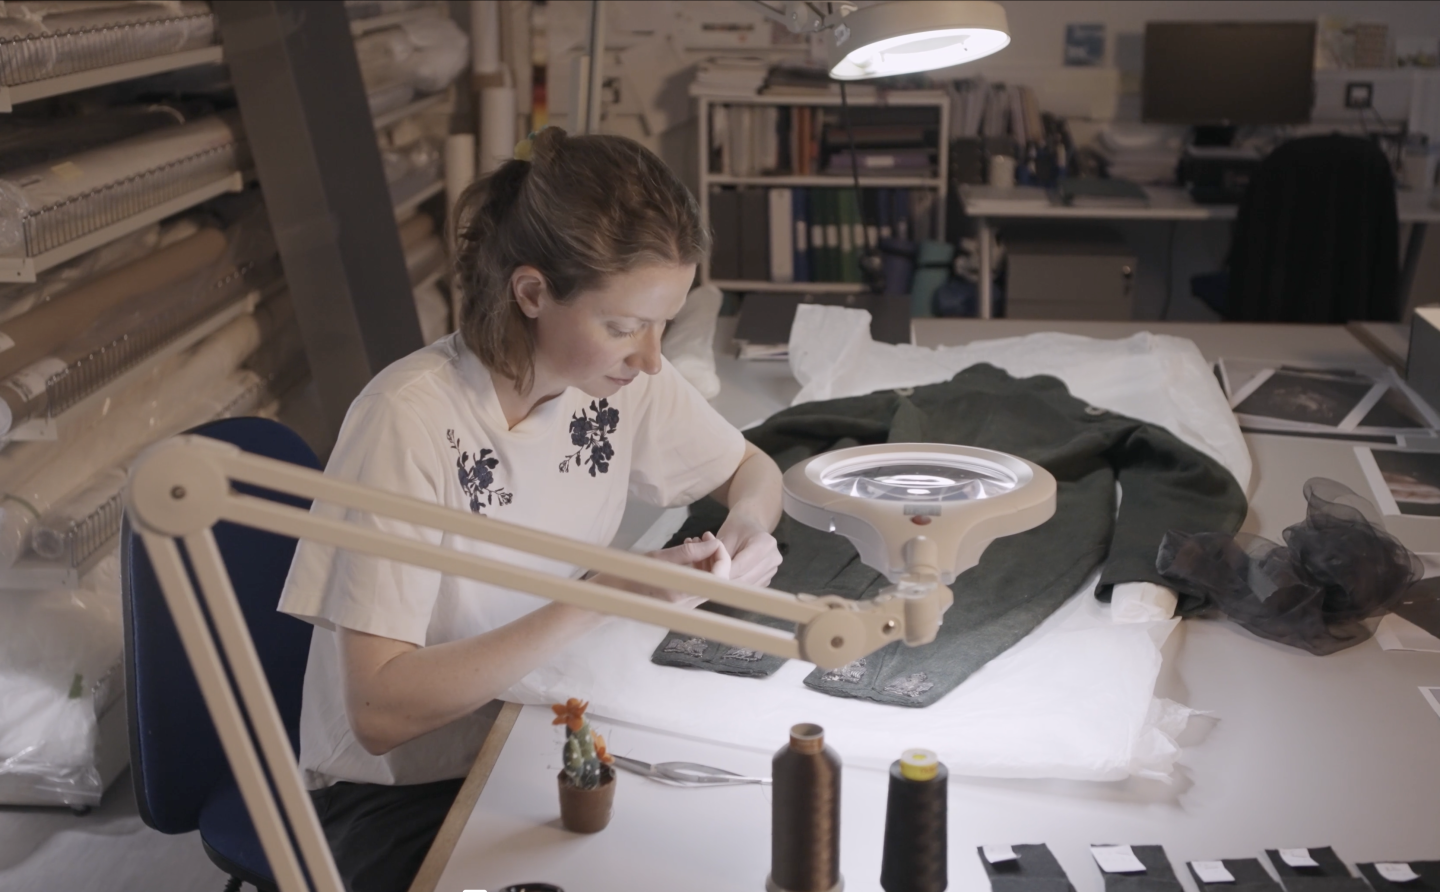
{"left": 898, "top": 748, "right": 939, "bottom": 781}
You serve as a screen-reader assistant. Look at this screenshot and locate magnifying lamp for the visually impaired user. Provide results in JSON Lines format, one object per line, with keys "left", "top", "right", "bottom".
{"left": 748, "top": 0, "right": 1011, "bottom": 80}
{"left": 124, "top": 434, "right": 1054, "bottom": 891}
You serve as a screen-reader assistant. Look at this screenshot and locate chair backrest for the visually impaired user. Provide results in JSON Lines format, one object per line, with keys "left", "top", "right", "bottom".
{"left": 123, "top": 417, "right": 320, "bottom": 834}
{"left": 1226, "top": 134, "right": 1400, "bottom": 323}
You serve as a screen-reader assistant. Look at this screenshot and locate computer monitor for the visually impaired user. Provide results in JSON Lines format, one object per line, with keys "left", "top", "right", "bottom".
{"left": 1142, "top": 21, "right": 1316, "bottom": 131}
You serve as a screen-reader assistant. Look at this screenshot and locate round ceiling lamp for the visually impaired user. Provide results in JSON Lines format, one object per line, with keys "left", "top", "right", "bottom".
{"left": 827, "top": 1, "right": 1011, "bottom": 81}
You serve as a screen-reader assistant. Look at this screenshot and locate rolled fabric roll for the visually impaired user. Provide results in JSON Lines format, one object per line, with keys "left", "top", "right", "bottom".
{"left": 404, "top": 234, "right": 445, "bottom": 286}
{"left": 0, "top": 250, "right": 277, "bottom": 438}
{"left": 30, "top": 467, "right": 126, "bottom": 562}
{"left": 0, "top": 299, "right": 286, "bottom": 568}
{"left": 397, "top": 212, "right": 435, "bottom": 250}
{"left": 0, "top": 227, "right": 227, "bottom": 381}
{"left": 0, "top": 1, "right": 216, "bottom": 87}
{"left": 445, "top": 133, "right": 476, "bottom": 209}
{"left": 0, "top": 113, "right": 243, "bottom": 258}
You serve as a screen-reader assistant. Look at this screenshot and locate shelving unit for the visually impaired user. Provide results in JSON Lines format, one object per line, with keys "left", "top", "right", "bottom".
{"left": 695, "top": 89, "right": 950, "bottom": 294}
{"left": 5, "top": 290, "right": 263, "bottom": 443}
{"left": 373, "top": 89, "right": 449, "bottom": 131}
{"left": 0, "top": 45, "right": 225, "bottom": 113}
{"left": 394, "top": 178, "right": 444, "bottom": 220}
{"left": 0, "top": 170, "right": 246, "bottom": 284}
{"left": 349, "top": 3, "right": 444, "bottom": 36}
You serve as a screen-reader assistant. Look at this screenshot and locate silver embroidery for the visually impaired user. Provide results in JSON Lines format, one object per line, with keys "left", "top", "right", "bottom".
{"left": 820, "top": 658, "right": 867, "bottom": 684}
{"left": 721, "top": 646, "right": 764, "bottom": 662}
{"left": 663, "top": 637, "right": 708, "bottom": 658}
{"left": 883, "top": 673, "right": 935, "bottom": 700}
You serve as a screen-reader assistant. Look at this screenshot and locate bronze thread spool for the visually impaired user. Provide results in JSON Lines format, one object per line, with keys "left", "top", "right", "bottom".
{"left": 880, "top": 748, "right": 948, "bottom": 892}
{"left": 768, "top": 723, "right": 843, "bottom": 892}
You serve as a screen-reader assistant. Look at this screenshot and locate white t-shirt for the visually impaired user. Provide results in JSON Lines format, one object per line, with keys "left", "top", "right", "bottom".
{"left": 278, "top": 333, "right": 746, "bottom": 789}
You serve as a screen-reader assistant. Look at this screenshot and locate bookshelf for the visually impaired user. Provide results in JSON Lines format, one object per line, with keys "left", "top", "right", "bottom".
{"left": 694, "top": 88, "right": 950, "bottom": 294}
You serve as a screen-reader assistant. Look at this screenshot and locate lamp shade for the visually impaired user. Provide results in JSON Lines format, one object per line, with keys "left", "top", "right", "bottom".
{"left": 828, "top": 0, "right": 1010, "bottom": 80}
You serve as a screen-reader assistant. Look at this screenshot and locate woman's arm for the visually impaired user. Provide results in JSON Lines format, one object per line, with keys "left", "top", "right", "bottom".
{"left": 338, "top": 537, "right": 729, "bottom": 755}
{"left": 708, "top": 441, "right": 784, "bottom": 587}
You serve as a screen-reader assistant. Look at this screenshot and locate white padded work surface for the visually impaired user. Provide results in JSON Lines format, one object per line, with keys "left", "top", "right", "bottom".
{"left": 436, "top": 320, "right": 1440, "bottom": 892}
{"left": 438, "top": 433, "right": 1440, "bottom": 892}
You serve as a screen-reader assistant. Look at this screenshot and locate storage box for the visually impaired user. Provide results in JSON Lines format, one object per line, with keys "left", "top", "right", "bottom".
{"left": 1003, "top": 224, "right": 1136, "bottom": 320}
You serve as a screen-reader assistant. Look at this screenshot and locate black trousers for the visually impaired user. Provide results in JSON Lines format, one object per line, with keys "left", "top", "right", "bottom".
{"left": 309, "top": 777, "right": 463, "bottom": 892}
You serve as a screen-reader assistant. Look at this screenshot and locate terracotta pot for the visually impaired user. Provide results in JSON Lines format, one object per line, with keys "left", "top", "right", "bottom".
{"left": 557, "top": 766, "right": 616, "bottom": 833}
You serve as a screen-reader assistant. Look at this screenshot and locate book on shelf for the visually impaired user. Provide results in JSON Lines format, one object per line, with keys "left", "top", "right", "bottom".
{"left": 708, "top": 186, "right": 936, "bottom": 287}
{"left": 708, "top": 102, "right": 940, "bottom": 179}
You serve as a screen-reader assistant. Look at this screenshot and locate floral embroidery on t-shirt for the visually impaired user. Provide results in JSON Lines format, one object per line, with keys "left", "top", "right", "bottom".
{"left": 559, "top": 398, "right": 620, "bottom": 476}
{"left": 447, "top": 429, "right": 513, "bottom": 512}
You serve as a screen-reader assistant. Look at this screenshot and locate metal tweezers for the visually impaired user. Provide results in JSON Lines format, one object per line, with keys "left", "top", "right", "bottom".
{"left": 611, "top": 754, "right": 771, "bottom": 786}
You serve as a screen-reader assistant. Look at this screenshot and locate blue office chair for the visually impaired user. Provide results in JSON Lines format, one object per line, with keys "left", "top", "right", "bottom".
{"left": 122, "top": 417, "right": 321, "bottom": 892}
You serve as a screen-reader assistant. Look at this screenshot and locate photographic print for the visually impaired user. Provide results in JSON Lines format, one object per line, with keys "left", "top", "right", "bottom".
{"left": 1356, "top": 447, "right": 1440, "bottom": 517}
{"left": 1233, "top": 369, "right": 1375, "bottom": 427}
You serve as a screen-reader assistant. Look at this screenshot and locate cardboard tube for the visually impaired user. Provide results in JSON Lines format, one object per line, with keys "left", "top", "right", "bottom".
{"left": 446, "top": 133, "right": 478, "bottom": 210}
{"left": 478, "top": 85, "right": 514, "bottom": 175}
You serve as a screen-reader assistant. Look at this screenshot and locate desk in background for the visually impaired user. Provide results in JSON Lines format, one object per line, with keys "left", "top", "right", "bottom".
{"left": 957, "top": 185, "right": 1440, "bottom": 320}
{"left": 414, "top": 318, "right": 1440, "bottom": 892}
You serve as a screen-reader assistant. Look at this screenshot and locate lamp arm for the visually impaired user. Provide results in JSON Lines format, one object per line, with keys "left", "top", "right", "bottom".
{"left": 128, "top": 435, "right": 940, "bottom": 668}
{"left": 743, "top": 0, "right": 828, "bottom": 34}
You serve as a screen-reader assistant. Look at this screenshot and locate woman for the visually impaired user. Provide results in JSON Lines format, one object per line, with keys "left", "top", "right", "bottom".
{"left": 278, "top": 127, "right": 783, "bottom": 891}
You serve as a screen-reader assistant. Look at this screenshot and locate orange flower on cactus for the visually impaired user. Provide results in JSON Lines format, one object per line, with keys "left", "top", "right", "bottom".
{"left": 593, "top": 732, "right": 614, "bottom": 765}
{"left": 551, "top": 698, "right": 589, "bottom": 732}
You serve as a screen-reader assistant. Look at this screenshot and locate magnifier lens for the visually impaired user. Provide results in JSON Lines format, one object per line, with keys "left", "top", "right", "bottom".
{"left": 820, "top": 459, "right": 1017, "bottom": 502}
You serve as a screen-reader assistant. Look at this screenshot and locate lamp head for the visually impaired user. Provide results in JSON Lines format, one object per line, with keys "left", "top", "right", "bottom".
{"left": 827, "top": 1, "right": 1010, "bottom": 81}
{"left": 782, "top": 443, "right": 1055, "bottom": 584}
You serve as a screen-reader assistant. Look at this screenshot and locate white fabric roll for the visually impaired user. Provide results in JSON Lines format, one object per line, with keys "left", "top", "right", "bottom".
{"left": 0, "top": 2, "right": 215, "bottom": 87}
{"left": 444, "top": 133, "right": 476, "bottom": 211}
{"left": 478, "top": 84, "right": 515, "bottom": 175}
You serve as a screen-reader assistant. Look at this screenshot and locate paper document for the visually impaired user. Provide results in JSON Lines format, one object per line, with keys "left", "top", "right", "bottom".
{"left": 1280, "top": 849, "right": 1320, "bottom": 869}
{"left": 984, "top": 845, "right": 1019, "bottom": 864}
{"left": 1376, "top": 863, "right": 1421, "bottom": 883}
{"left": 1375, "top": 614, "right": 1440, "bottom": 653}
{"left": 1192, "top": 861, "right": 1236, "bottom": 884}
{"left": 1092, "top": 846, "right": 1147, "bottom": 874}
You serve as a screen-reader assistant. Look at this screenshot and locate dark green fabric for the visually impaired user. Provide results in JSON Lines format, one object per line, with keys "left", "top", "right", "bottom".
{"left": 651, "top": 364, "right": 1248, "bottom": 707}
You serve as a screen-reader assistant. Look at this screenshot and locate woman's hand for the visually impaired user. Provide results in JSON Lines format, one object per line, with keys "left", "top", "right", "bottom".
{"left": 716, "top": 513, "right": 782, "bottom": 588}
{"left": 589, "top": 534, "right": 731, "bottom": 609}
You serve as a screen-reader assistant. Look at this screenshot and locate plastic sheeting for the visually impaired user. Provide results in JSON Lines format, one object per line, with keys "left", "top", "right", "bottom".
{"left": 1158, "top": 479, "right": 1425, "bottom": 655}
{"left": 662, "top": 283, "right": 723, "bottom": 400}
{"left": 788, "top": 304, "right": 1253, "bottom": 493}
{"left": 509, "top": 571, "right": 1193, "bottom": 781}
{"left": 357, "top": 16, "right": 469, "bottom": 111}
{"left": 0, "top": 555, "right": 121, "bottom": 804}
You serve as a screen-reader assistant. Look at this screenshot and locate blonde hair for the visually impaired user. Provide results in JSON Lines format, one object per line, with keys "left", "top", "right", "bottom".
{"left": 450, "top": 128, "right": 708, "bottom": 393}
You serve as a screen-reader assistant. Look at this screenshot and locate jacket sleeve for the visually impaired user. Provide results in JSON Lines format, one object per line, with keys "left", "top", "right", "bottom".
{"left": 1099, "top": 422, "right": 1249, "bottom": 615}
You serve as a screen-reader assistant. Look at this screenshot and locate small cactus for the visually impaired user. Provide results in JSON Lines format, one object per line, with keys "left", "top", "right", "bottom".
{"left": 552, "top": 698, "right": 613, "bottom": 790}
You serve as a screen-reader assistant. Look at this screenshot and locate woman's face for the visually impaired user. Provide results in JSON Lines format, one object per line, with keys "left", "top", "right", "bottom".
{"left": 519, "top": 262, "right": 696, "bottom": 399}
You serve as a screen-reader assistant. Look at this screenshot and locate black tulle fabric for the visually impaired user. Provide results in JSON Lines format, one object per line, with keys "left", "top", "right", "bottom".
{"left": 1157, "top": 478, "right": 1424, "bottom": 655}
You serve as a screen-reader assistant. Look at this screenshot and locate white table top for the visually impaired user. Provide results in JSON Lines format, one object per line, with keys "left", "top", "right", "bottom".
{"left": 958, "top": 184, "right": 1440, "bottom": 224}
{"left": 429, "top": 319, "right": 1440, "bottom": 892}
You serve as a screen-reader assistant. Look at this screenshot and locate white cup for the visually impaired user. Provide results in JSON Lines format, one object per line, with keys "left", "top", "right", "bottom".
{"left": 989, "top": 154, "right": 1016, "bottom": 189}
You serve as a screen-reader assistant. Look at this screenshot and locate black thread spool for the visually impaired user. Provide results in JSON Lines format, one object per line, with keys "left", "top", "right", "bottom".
{"left": 880, "top": 748, "right": 948, "bottom": 892}
{"left": 769, "top": 723, "right": 842, "bottom": 892}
